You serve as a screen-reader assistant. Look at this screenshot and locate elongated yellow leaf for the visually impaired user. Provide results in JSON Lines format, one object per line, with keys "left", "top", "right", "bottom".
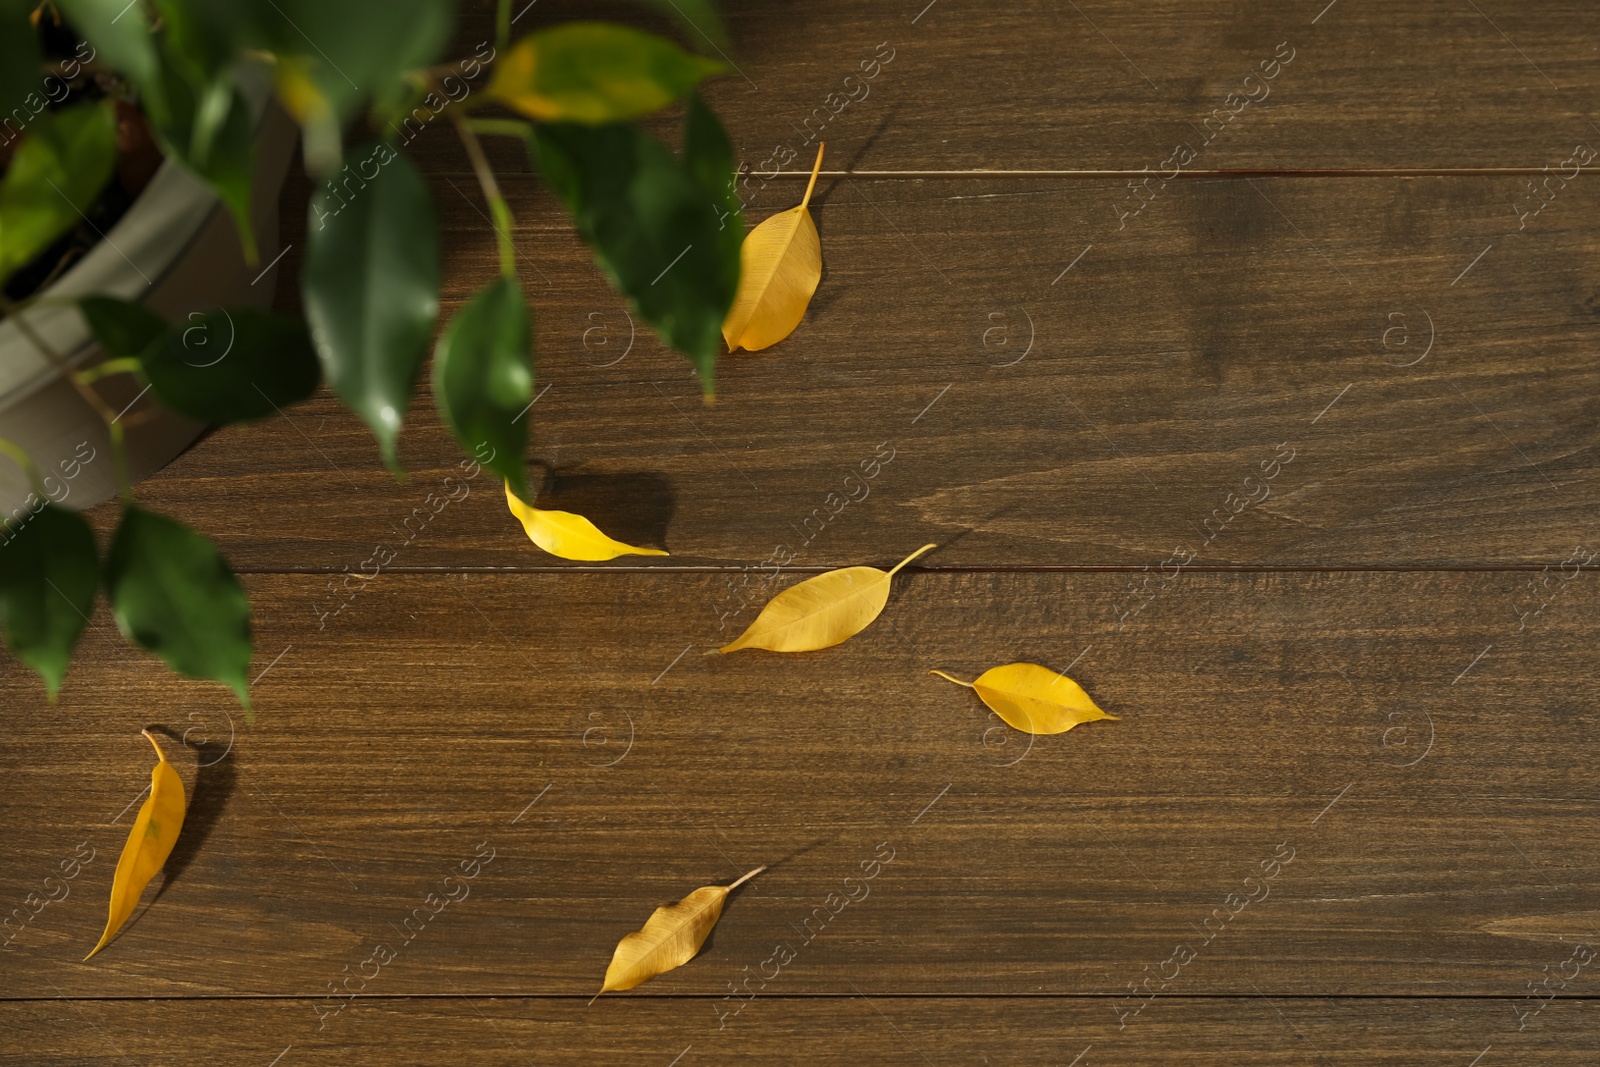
{"left": 594, "top": 866, "right": 765, "bottom": 1001}
{"left": 716, "top": 544, "right": 936, "bottom": 654}
{"left": 722, "top": 143, "right": 826, "bottom": 352}
{"left": 85, "top": 730, "right": 186, "bottom": 960}
{"left": 505, "top": 482, "right": 668, "bottom": 561}
{"left": 931, "top": 663, "right": 1118, "bottom": 735}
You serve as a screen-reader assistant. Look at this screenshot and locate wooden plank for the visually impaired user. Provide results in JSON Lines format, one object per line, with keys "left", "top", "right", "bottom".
{"left": 118, "top": 173, "right": 1600, "bottom": 570}
{"left": 4, "top": 571, "right": 1596, "bottom": 997}
{"left": 412, "top": 0, "right": 1600, "bottom": 174}
{"left": 2, "top": 995, "right": 1595, "bottom": 1065}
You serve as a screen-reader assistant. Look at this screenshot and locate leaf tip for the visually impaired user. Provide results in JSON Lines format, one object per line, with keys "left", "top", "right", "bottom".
{"left": 929, "top": 669, "right": 972, "bottom": 688}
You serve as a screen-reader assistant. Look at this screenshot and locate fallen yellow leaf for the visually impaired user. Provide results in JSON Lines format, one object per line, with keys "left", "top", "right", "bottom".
{"left": 722, "top": 142, "right": 826, "bottom": 352}
{"left": 716, "top": 544, "right": 936, "bottom": 654}
{"left": 85, "top": 729, "right": 186, "bottom": 960}
{"left": 931, "top": 663, "right": 1118, "bottom": 735}
{"left": 505, "top": 482, "right": 669, "bottom": 561}
{"left": 593, "top": 865, "right": 765, "bottom": 1002}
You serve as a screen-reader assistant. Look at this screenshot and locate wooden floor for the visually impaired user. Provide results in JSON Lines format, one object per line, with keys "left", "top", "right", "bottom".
{"left": 6, "top": 1, "right": 1600, "bottom": 1062}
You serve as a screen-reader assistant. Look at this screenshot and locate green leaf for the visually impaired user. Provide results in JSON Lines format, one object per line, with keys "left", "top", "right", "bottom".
{"left": 630, "top": 0, "right": 730, "bottom": 51}
{"left": 0, "top": 504, "right": 98, "bottom": 700}
{"left": 139, "top": 308, "right": 321, "bottom": 423}
{"left": 166, "top": 0, "right": 453, "bottom": 173}
{"left": 490, "top": 23, "right": 724, "bottom": 124}
{"left": 532, "top": 114, "right": 740, "bottom": 390}
{"left": 684, "top": 92, "right": 743, "bottom": 262}
{"left": 0, "top": 1, "right": 41, "bottom": 131}
{"left": 106, "top": 506, "right": 252, "bottom": 708}
{"left": 0, "top": 102, "right": 117, "bottom": 286}
{"left": 150, "top": 69, "right": 258, "bottom": 263}
{"left": 56, "top": 0, "right": 167, "bottom": 121}
{"left": 303, "top": 141, "right": 439, "bottom": 473}
{"left": 431, "top": 276, "right": 531, "bottom": 497}
{"left": 79, "top": 296, "right": 167, "bottom": 360}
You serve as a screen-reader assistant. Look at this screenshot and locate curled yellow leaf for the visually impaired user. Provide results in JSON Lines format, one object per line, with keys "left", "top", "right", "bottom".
{"left": 931, "top": 663, "right": 1118, "bottom": 735}
{"left": 722, "top": 142, "right": 826, "bottom": 352}
{"left": 505, "top": 482, "right": 668, "bottom": 561}
{"left": 716, "top": 544, "right": 936, "bottom": 654}
{"left": 594, "top": 865, "right": 765, "bottom": 1002}
{"left": 85, "top": 730, "right": 186, "bottom": 960}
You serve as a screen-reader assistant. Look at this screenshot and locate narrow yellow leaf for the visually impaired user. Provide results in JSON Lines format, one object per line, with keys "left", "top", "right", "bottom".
{"left": 85, "top": 730, "right": 186, "bottom": 960}
{"left": 593, "top": 865, "right": 765, "bottom": 1002}
{"left": 505, "top": 482, "right": 669, "bottom": 561}
{"left": 722, "top": 142, "right": 826, "bottom": 352}
{"left": 716, "top": 544, "right": 936, "bottom": 654}
{"left": 931, "top": 663, "right": 1119, "bottom": 735}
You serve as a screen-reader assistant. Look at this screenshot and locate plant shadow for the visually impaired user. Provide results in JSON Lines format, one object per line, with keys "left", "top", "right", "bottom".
{"left": 530, "top": 466, "right": 676, "bottom": 553}
{"left": 147, "top": 723, "right": 237, "bottom": 901}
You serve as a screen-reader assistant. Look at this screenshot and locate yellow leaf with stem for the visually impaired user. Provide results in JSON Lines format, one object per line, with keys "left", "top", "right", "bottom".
{"left": 714, "top": 544, "right": 936, "bottom": 654}
{"left": 593, "top": 866, "right": 765, "bottom": 1002}
{"left": 505, "top": 482, "right": 668, "bottom": 561}
{"left": 85, "top": 730, "right": 186, "bottom": 960}
{"left": 722, "top": 142, "right": 826, "bottom": 352}
{"left": 930, "top": 663, "right": 1118, "bottom": 735}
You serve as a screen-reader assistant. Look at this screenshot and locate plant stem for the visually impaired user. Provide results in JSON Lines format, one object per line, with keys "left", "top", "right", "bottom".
{"left": 800, "top": 142, "right": 826, "bottom": 210}
{"left": 496, "top": 0, "right": 512, "bottom": 51}
{"left": 75, "top": 357, "right": 143, "bottom": 384}
{"left": 727, "top": 865, "right": 767, "bottom": 891}
{"left": 468, "top": 117, "right": 536, "bottom": 143}
{"left": 449, "top": 107, "right": 517, "bottom": 278}
{"left": 887, "top": 543, "right": 938, "bottom": 577}
{"left": 928, "top": 669, "right": 974, "bottom": 688}
{"left": 0, "top": 435, "right": 46, "bottom": 498}
{"left": 108, "top": 420, "right": 132, "bottom": 503}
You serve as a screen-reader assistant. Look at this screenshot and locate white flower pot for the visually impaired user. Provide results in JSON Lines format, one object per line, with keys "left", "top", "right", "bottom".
{"left": 0, "top": 97, "right": 298, "bottom": 522}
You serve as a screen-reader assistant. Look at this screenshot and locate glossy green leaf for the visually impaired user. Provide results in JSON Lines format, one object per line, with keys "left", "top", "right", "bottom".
{"left": 0, "top": 102, "right": 117, "bottom": 285}
{"left": 0, "top": 1, "right": 41, "bottom": 129}
{"left": 154, "top": 67, "right": 259, "bottom": 262}
{"left": 106, "top": 506, "right": 252, "bottom": 708}
{"left": 431, "top": 276, "right": 531, "bottom": 497}
{"left": 630, "top": 0, "right": 729, "bottom": 51}
{"left": 491, "top": 23, "right": 724, "bottom": 124}
{"left": 303, "top": 142, "right": 438, "bottom": 473}
{"left": 533, "top": 114, "right": 740, "bottom": 391}
{"left": 139, "top": 308, "right": 321, "bottom": 424}
{"left": 684, "top": 92, "right": 743, "bottom": 276}
{"left": 0, "top": 504, "right": 99, "bottom": 700}
{"left": 162, "top": 0, "right": 452, "bottom": 173}
{"left": 56, "top": 0, "right": 166, "bottom": 121}
{"left": 79, "top": 296, "right": 167, "bottom": 360}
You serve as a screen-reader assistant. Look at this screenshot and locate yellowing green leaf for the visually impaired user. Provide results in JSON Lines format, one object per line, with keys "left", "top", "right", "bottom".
{"left": 931, "top": 663, "right": 1118, "bottom": 735}
{"left": 85, "top": 730, "right": 186, "bottom": 960}
{"left": 716, "top": 543, "right": 935, "bottom": 654}
{"left": 594, "top": 866, "right": 764, "bottom": 1001}
{"left": 722, "top": 143, "right": 825, "bottom": 353}
{"left": 505, "top": 482, "right": 668, "bottom": 561}
{"left": 491, "top": 22, "right": 724, "bottom": 124}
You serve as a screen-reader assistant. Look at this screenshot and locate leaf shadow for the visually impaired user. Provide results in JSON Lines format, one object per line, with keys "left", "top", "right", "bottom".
{"left": 804, "top": 106, "right": 899, "bottom": 319}
{"left": 147, "top": 724, "right": 237, "bottom": 901}
{"left": 529, "top": 464, "right": 676, "bottom": 553}
{"left": 699, "top": 837, "right": 830, "bottom": 957}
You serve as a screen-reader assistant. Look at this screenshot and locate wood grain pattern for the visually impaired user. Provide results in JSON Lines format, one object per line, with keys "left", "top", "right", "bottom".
{"left": 7, "top": 2, "right": 1599, "bottom": 1061}
{"left": 427, "top": 0, "right": 1600, "bottom": 173}
{"left": 3, "top": 572, "right": 1595, "bottom": 998}
{"left": 115, "top": 173, "right": 1600, "bottom": 571}
{"left": 2, "top": 996, "right": 1596, "bottom": 1066}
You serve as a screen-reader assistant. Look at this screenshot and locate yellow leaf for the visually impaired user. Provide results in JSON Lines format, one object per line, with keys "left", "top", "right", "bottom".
{"left": 85, "top": 730, "right": 186, "bottom": 960}
{"left": 930, "top": 663, "right": 1119, "bottom": 735}
{"left": 505, "top": 482, "right": 669, "bottom": 561}
{"left": 722, "top": 143, "right": 826, "bottom": 352}
{"left": 716, "top": 544, "right": 936, "bottom": 654}
{"left": 593, "top": 866, "right": 765, "bottom": 1001}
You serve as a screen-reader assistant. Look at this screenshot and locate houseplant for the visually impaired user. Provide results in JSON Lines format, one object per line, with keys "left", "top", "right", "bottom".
{"left": 0, "top": 0, "right": 742, "bottom": 707}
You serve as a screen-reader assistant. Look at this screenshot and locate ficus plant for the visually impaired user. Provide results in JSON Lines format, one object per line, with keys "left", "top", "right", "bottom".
{"left": 0, "top": 0, "right": 743, "bottom": 707}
